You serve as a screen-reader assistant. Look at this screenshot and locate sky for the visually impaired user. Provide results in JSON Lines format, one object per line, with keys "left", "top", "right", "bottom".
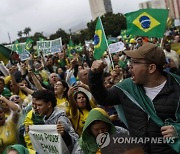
{"left": 0, "top": 0, "right": 147, "bottom": 44}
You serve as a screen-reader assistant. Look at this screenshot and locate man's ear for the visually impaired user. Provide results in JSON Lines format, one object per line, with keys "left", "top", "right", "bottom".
{"left": 148, "top": 64, "right": 156, "bottom": 74}
{"left": 48, "top": 101, "right": 52, "bottom": 108}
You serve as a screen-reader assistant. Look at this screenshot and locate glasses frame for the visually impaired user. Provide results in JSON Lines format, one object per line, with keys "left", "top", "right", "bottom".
{"left": 130, "top": 60, "right": 151, "bottom": 65}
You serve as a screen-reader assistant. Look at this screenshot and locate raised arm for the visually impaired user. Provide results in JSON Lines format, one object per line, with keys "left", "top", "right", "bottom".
{"left": 88, "top": 60, "right": 122, "bottom": 106}
{"left": 9, "top": 66, "right": 20, "bottom": 94}
{"left": 0, "top": 95, "right": 19, "bottom": 124}
{"left": 18, "top": 82, "right": 34, "bottom": 95}
{"left": 68, "top": 86, "right": 78, "bottom": 116}
{"left": 0, "top": 61, "right": 10, "bottom": 76}
{"left": 28, "top": 70, "right": 44, "bottom": 90}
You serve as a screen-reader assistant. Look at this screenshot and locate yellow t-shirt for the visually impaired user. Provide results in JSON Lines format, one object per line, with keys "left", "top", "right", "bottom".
{"left": 0, "top": 118, "right": 17, "bottom": 153}
{"left": 96, "top": 149, "right": 101, "bottom": 154}
{"left": 70, "top": 109, "right": 89, "bottom": 136}
{"left": 56, "top": 97, "right": 70, "bottom": 116}
{"left": 79, "top": 109, "right": 89, "bottom": 134}
{"left": 24, "top": 110, "right": 34, "bottom": 149}
{"left": 18, "top": 90, "right": 27, "bottom": 101}
{"left": 4, "top": 76, "right": 11, "bottom": 85}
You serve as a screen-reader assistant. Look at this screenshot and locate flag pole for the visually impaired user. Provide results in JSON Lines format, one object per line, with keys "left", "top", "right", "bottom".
{"left": 8, "top": 32, "right": 12, "bottom": 44}
{"left": 99, "top": 17, "right": 114, "bottom": 69}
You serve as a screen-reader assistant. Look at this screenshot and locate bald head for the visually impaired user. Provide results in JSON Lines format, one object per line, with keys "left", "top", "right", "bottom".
{"left": 78, "top": 69, "right": 89, "bottom": 85}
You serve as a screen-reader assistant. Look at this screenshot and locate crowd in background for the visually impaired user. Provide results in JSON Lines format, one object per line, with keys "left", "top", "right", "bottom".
{"left": 0, "top": 27, "right": 179, "bottom": 154}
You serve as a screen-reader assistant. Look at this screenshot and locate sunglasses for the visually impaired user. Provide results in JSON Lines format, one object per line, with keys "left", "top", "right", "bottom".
{"left": 10, "top": 96, "right": 20, "bottom": 102}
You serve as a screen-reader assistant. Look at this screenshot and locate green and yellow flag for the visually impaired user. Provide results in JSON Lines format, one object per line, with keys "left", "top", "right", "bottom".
{"left": 13, "top": 40, "right": 23, "bottom": 54}
{"left": 67, "top": 38, "right": 75, "bottom": 58}
{"left": 93, "top": 17, "right": 108, "bottom": 60}
{"left": 0, "top": 44, "right": 12, "bottom": 64}
{"left": 125, "top": 9, "right": 168, "bottom": 38}
{"left": 68, "top": 38, "right": 74, "bottom": 50}
{"left": 25, "top": 38, "right": 34, "bottom": 52}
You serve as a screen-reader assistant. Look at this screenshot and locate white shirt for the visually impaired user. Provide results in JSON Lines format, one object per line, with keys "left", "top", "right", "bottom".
{"left": 144, "top": 80, "right": 167, "bottom": 101}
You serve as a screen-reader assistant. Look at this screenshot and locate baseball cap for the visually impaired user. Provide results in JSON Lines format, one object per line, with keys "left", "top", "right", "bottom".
{"left": 124, "top": 42, "right": 166, "bottom": 66}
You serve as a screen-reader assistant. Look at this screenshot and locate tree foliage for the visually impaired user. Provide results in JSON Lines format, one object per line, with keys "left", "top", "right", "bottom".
{"left": 23, "top": 27, "right": 31, "bottom": 36}
{"left": 17, "top": 31, "right": 23, "bottom": 38}
{"left": 49, "top": 28, "right": 69, "bottom": 44}
{"left": 87, "top": 12, "right": 126, "bottom": 39}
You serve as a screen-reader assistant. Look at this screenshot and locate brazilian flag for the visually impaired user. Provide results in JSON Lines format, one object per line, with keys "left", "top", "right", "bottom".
{"left": 13, "top": 40, "right": 23, "bottom": 54}
{"left": 0, "top": 44, "right": 12, "bottom": 64}
{"left": 125, "top": 9, "right": 168, "bottom": 38}
{"left": 67, "top": 38, "right": 75, "bottom": 58}
{"left": 25, "top": 38, "right": 34, "bottom": 52}
{"left": 93, "top": 17, "right": 108, "bottom": 60}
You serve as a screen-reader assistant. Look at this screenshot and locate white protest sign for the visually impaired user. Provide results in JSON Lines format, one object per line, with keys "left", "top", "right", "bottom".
{"left": 29, "top": 125, "right": 69, "bottom": 154}
{"left": 108, "top": 42, "right": 125, "bottom": 54}
{"left": 5, "top": 37, "right": 62, "bottom": 61}
{"left": 37, "top": 37, "right": 62, "bottom": 55}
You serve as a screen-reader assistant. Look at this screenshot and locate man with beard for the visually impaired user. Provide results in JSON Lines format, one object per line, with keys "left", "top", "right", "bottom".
{"left": 88, "top": 43, "right": 180, "bottom": 154}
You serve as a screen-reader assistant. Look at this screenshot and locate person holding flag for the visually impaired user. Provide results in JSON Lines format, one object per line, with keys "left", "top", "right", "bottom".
{"left": 93, "top": 17, "right": 114, "bottom": 70}
{"left": 93, "top": 17, "right": 108, "bottom": 60}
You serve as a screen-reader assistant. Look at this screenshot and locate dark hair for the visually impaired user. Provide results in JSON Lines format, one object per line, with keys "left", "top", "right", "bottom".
{"left": 56, "top": 67, "right": 66, "bottom": 80}
{"left": 0, "top": 77, "right": 4, "bottom": 85}
{"left": 73, "top": 91, "right": 92, "bottom": 112}
{"left": 60, "top": 80, "right": 69, "bottom": 99}
{"left": 32, "top": 90, "right": 57, "bottom": 108}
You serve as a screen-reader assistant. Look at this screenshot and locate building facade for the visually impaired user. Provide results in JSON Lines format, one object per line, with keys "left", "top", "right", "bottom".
{"left": 139, "top": 0, "right": 180, "bottom": 26}
{"left": 139, "top": 0, "right": 180, "bottom": 19}
{"left": 89, "top": 0, "right": 113, "bottom": 20}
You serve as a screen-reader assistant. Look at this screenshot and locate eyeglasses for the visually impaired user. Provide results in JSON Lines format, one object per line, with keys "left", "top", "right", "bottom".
{"left": 10, "top": 96, "right": 20, "bottom": 102}
{"left": 130, "top": 60, "right": 150, "bottom": 65}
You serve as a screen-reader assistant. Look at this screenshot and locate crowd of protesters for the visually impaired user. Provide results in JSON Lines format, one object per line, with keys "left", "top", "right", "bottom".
{"left": 0, "top": 27, "right": 180, "bottom": 154}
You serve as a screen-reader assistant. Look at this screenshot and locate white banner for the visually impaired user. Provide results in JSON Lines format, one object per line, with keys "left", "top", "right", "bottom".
{"left": 5, "top": 38, "right": 62, "bottom": 61}
{"left": 29, "top": 125, "right": 69, "bottom": 154}
{"left": 108, "top": 42, "right": 125, "bottom": 54}
{"left": 37, "top": 37, "right": 62, "bottom": 55}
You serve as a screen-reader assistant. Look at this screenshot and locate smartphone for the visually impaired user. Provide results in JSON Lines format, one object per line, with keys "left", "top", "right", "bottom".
{"left": 68, "top": 77, "right": 77, "bottom": 87}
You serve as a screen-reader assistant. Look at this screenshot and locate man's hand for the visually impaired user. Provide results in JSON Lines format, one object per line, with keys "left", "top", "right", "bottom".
{"left": 91, "top": 60, "right": 107, "bottom": 73}
{"left": 161, "top": 125, "right": 177, "bottom": 137}
{"left": 109, "top": 114, "right": 119, "bottom": 121}
{"left": 57, "top": 122, "right": 65, "bottom": 135}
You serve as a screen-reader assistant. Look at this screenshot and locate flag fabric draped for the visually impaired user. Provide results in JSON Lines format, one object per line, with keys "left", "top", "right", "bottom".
{"left": 68, "top": 38, "right": 74, "bottom": 50}
{"left": 13, "top": 40, "right": 23, "bottom": 54}
{"left": 93, "top": 17, "right": 108, "bottom": 60}
{"left": 0, "top": 44, "right": 12, "bottom": 64}
{"left": 125, "top": 9, "right": 168, "bottom": 38}
{"left": 25, "top": 38, "right": 34, "bottom": 52}
{"left": 68, "top": 38, "right": 75, "bottom": 58}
